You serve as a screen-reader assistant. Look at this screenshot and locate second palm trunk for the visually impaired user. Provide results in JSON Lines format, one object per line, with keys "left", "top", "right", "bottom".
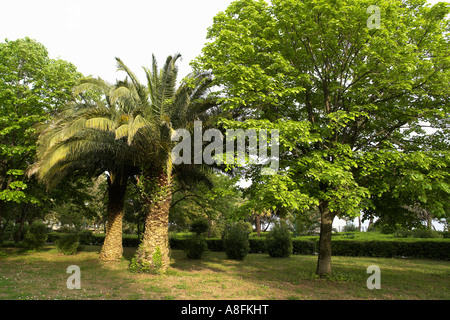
{"left": 133, "top": 170, "right": 172, "bottom": 273}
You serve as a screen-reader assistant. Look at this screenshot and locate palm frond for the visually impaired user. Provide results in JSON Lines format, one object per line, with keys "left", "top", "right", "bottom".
{"left": 110, "top": 86, "right": 133, "bottom": 106}
{"left": 85, "top": 117, "right": 116, "bottom": 132}
{"left": 127, "top": 114, "right": 152, "bottom": 146}
{"left": 115, "top": 57, "right": 149, "bottom": 108}
{"left": 115, "top": 124, "right": 129, "bottom": 140}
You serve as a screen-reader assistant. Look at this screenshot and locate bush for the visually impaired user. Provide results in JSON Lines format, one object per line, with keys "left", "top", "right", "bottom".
{"left": 129, "top": 246, "right": 164, "bottom": 274}
{"left": 23, "top": 221, "right": 48, "bottom": 250}
{"left": 292, "top": 239, "right": 316, "bottom": 255}
{"left": 184, "top": 218, "right": 210, "bottom": 259}
{"left": 47, "top": 232, "right": 63, "bottom": 243}
{"left": 249, "top": 238, "right": 267, "bottom": 253}
{"left": 223, "top": 222, "right": 250, "bottom": 260}
{"left": 56, "top": 234, "right": 81, "bottom": 255}
{"left": 395, "top": 229, "right": 412, "bottom": 238}
{"left": 342, "top": 222, "right": 358, "bottom": 232}
{"left": 78, "top": 229, "right": 94, "bottom": 245}
{"left": 206, "top": 238, "right": 224, "bottom": 252}
{"left": 331, "top": 240, "right": 450, "bottom": 260}
{"left": 185, "top": 235, "right": 208, "bottom": 259}
{"left": 92, "top": 234, "right": 106, "bottom": 245}
{"left": 122, "top": 234, "right": 140, "bottom": 247}
{"left": 190, "top": 218, "right": 209, "bottom": 235}
{"left": 266, "top": 224, "right": 293, "bottom": 258}
{"left": 380, "top": 224, "right": 397, "bottom": 234}
{"left": 411, "top": 229, "right": 441, "bottom": 239}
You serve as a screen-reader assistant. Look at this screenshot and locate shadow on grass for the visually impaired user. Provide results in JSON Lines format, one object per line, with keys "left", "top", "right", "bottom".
{"left": 3, "top": 244, "right": 449, "bottom": 300}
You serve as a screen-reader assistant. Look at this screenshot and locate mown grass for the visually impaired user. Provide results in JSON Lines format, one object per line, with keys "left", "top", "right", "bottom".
{"left": 0, "top": 245, "right": 448, "bottom": 300}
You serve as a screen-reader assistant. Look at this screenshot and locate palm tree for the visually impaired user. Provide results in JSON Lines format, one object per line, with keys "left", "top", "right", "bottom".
{"left": 29, "top": 78, "right": 140, "bottom": 262}
{"left": 112, "top": 54, "right": 216, "bottom": 273}
{"left": 31, "top": 54, "right": 216, "bottom": 270}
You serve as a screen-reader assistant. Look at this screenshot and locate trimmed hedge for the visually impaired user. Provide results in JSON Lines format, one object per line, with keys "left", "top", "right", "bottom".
{"left": 331, "top": 240, "right": 450, "bottom": 260}
{"left": 45, "top": 232, "right": 450, "bottom": 260}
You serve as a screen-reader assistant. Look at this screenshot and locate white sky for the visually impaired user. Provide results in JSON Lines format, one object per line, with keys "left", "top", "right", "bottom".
{"left": 1, "top": 0, "right": 443, "bottom": 84}
{"left": 0, "top": 0, "right": 234, "bottom": 83}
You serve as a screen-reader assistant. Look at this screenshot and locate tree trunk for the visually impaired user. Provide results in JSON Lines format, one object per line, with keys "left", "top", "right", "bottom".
{"left": 0, "top": 219, "right": 8, "bottom": 245}
{"left": 14, "top": 206, "right": 28, "bottom": 243}
{"left": 99, "top": 175, "right": 127, "bottom": 262}
{"left": 134, "top": 170, "right": 172, "bottom": 273}
{"left": 427, "top": 213, "right": 432, "bottom": 230}
{"left": 207, "top": 217, "right": 212, "bottom": 238}
{"left": 316, "top": 204, "right": 336, "bottom": 277}
{"left": 255, "top": 215, "right": 261, "bottom": 237}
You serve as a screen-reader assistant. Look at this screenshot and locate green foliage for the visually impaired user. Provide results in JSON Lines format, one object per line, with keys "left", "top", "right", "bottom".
{"left": 248, "top": 237, "right": 267, "bottom": 253}
{"left": 129, "top": 257, "right": 150, "bottom": 274}
{"left": 394, "top": 228, "right": 442, "bottom": 239}
{"left": 184, "top": 235, "right": 208, "bottom": 259}
{"left": 222, "top": 222, "right": 250, "bottom": 260}
{"left": 380, "top": 224, "right": 398, "bottom": 235}
{"left": 292, "top": 239, "right": 316, "bottom": 255}
{"left": 266, "top": 223, "right": 293, "bottom": 258}
{"left": 78, "top": 229, "right": 94, "bottom": 244}
{"left": 194, "top": 0, "right": 450, "bottom": 274}
{"left": 23, "top": 221, "right": 48, "bottom": 250}
{"left": 395, "top": 229, "right": 412, "bottom": 238}
{"left": 184, "top": 218, "right": 209, "bottom": 259}
{"left": 342, "top": 222, "right": 358, "bottom": 232}
{"left": 56, "top": 234, "right": 81, "bottom": 255}
{"left": 331, "top": 240, "right": 450, "bottom": 260}
{"left": 205, "top": 238, "right": 224, "bottom": 252}
{"left": 130, "top": 246, "right": 164, "bottom": 274}
{"left": 152, "top": 247, "right": 163, "bottom": 272}
{"left": 190, "top": 218, "right": 209, "bottom": 235}
{"left": 0, "top": 37, "right": 81, "bottom": 206}
{"left": 169, "top": 173, "right": 244, "bottom": 234}
{"left": 411, "top": 229, "right": 442, "bottom": 239}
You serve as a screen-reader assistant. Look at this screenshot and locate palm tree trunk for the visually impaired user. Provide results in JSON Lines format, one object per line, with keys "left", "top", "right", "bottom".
{"left": 99, "top": 175, "right": 127, "bottom": 262}
{"left": 134, "top": 170, "right": 172, "bottom": 273}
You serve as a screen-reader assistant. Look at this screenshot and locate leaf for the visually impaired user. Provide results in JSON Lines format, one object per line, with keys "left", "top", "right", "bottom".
{"left": 85, "top": 118, "right": 115, "bottom": 132}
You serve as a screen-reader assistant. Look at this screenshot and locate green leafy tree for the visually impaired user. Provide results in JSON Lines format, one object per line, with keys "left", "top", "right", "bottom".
{"left": 170, "top": 172, "right": 243, "bottom": 236}
{"left": 0, "top": 37, "right": 81, "bottom": 235}
{"left": 194, "top": 0, "right": 449, "bottom": 276}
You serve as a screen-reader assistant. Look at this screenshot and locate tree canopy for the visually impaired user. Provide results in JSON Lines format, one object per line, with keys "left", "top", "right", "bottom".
{"left": 193, "top": 0, "right": 450, "bottom": 275}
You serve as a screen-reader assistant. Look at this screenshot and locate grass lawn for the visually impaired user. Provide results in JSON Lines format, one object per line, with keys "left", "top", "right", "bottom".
{"left": 0, "top": 245, "right": 449, "bottom": 300}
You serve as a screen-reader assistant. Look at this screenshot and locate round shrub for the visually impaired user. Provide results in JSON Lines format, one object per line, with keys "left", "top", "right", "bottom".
{"left": 266, "top": 224, "right": 293, "bottom": 258}
{"left": 223, "top": 222, "right": 250, "bottom": 260}
{"left": 184, "top": 218, "right": 209, "bottom": 259}
{"left": 24, "top": 221, "right": 48, "bottom": 250}
{"left": 56, "top": 234, "right": 81, "bottom": 255}
{"left": 185, "top": 235, "right": 208, "bottom": 259}
{"left": 190, "top": 218, "right": 209, "bottom": 235}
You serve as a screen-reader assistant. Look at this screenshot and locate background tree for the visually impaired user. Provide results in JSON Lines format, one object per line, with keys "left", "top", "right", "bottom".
{"left": 170, "top": 172, "right": 243, "bottom": 237}
{"left": 193, "top": 0, "right": 450, "bottom": 276}
{"left": 0, "top": 37, "right": 81, "bottom": 237}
